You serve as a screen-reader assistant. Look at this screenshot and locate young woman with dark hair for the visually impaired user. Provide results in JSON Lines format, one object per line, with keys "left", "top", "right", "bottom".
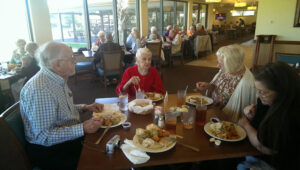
{"left": 238, "top": 62, "right": 300, "bottom": 170}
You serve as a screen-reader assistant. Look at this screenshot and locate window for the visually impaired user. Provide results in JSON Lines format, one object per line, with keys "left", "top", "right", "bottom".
{"left": 148, "top": 0, "right": 162, "bottom": 34}
{"left": 0, "top": 0, "right": 30, "bottom": 62}
{"left": 232, "top": 10, "right": 255, "bottom": 16}
{"left": 117, "top": 0, "right": 138, "bottom": 45}
{"left": 48, "top": 0, "right": 139, "bottom": 51}
{"left": 87, "top": 0, "right": 115, "bottom": 46}
{"left": 148, "top": 0, "right": 188, "bottom": 35}
{"left": 47, "top": 0, "right": 87, "bottom": 51}
{"left": 193, "top": 3, "right": 207, "bottom": 27}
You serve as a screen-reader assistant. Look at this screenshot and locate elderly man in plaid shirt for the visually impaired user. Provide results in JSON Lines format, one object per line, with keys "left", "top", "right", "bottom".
{"left": 20, "top": 41, "right": 104, "bottom": 169}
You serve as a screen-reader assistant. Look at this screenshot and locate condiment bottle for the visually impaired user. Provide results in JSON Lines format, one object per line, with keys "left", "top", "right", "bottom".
{"left": 158, "top": 115, "right": 165, "bottom": 128}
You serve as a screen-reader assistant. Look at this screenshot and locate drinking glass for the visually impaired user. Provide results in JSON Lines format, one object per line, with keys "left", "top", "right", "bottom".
{"left": 177, "top": 90, "right": 186, "bottom": 107}
{"left": 136, "top": 89, "right": 145, "bottom": 99}
{"left": 181, "top": 106, "right": 195, "bottom": 129}
{"left": 164, "top": 112, "right": 177, "bottom": 134}
{"left": 195, "top": 104, "right": 207, "bottom": 126}
{"left": 119, "top": 93, "right": 128, "bottom": 112}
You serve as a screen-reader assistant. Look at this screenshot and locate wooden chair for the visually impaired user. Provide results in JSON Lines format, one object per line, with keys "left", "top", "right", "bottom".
{"left": 145, "top": 41, "right": 163, "bottom": 71}
{"left": 170, "top": 40, "right": 185, "bottom": 66}
{"left": 97, "top": 50, "right": 124, "bottom": 88}
{"left": 0, "top": 102, "right": 32, "bottom": 170}
{"left": 276, "top": 52, "right": 300, "bottom": 73}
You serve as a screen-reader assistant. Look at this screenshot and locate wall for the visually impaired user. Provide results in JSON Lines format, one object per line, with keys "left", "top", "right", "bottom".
{"left": 254, "top": 0, "right": 300, "bottom": 66}
{"left": 212, "top": 6, "right": 257, "bottom": 26}
{"left": 28, "top": 0, "right": 52, "bottom": 44}
{"left": 255, "top": 0, "right": 300, "bottom": 41}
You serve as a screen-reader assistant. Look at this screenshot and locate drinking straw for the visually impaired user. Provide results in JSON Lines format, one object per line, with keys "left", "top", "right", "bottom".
{"left": 185, "top": 85, "right": 188, "bottom": 96}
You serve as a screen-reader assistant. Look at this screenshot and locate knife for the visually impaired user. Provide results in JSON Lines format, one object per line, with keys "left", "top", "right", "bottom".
{"left": 177, "top": 141, "right": 199, "bottom": 152}
{"left": 95, "top": 125, "right": 110, "bottom": 145}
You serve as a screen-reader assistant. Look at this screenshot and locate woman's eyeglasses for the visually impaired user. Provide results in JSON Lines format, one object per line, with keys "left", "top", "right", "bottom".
{"left": 256, "top": 89, "right": 272, "bottom": 98}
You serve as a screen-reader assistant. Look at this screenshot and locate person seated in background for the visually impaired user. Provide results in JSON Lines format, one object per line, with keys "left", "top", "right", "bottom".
{"left": 196, "top": 44, "right": 256, "bottom": 122}
{"left": 116, "top": 48, "right": 165, "bottom": 98}
{"left": 146, "top": 26, "right": 161, "bottom": 41}
{"left": 20, "top": 41, "right": 105, "bottom": 169}
{"left": 173, "top": 24, "right": 179, "bottom": 34}
{"left": 146, "top": 34, "right": 165, "bottom": 62}
{"left": 94, "top": 32, "right": 122, "bottom": 69}
{"left": 189, "top": 23, "right": 208, "bottom": 41}
{"left": 168, "top": 30, "right": 182, "bottom": 54}
{"left": 239, "top": 18, "right": 245, "bottom": 27}
{"left": 126, "top": 27, "right": 142, "bottom": 53}
{"left": 92, "top": 31, "right": 106, "bottom": 51}
{"left": 10, "top": 39, "right": 26, "bottom": 64}
{"left": 187, "top": 25, "right": 196, "bottom": 37}
{"left": 180, "top": 25, "right": 187, "bottom": 36}
{"left": 10, "top": 42, "right": 40, "bottom": 102}
{"left": 237, "top": 62, "right": 300, "bottom": 170}
{"left": 163, "top": 25, "right": 173, "bottom": 37}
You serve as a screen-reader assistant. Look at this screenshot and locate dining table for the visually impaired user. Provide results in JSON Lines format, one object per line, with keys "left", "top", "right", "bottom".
{"left": 77, "top": 93, "right": 260, "bottom": 169}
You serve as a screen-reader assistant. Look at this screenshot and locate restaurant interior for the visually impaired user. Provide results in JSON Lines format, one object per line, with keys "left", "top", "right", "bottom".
{"left": 1, "top": 0, "right": 300, "bottom": 169}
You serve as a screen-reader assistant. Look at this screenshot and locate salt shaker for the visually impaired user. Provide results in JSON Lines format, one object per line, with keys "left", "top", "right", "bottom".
{"left": 158, "top": 115, "right": 165, "bottom": 128}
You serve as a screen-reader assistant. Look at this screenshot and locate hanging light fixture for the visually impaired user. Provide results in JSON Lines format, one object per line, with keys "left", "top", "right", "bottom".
{"left": 247, "top": 0, "right": 257, "bottom": 10}
{"left": 234, "top": 0, "right": 247, "bottom": 7}
{"left": 247, "top": 6, "right": 257, "bottom": 10}
{"left": 205, "top": 0, "right": 222, "bottom": 3}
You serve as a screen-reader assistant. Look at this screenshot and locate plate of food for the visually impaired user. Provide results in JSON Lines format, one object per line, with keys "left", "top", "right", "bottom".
{"left": 204, "top": 121, "right": 246, "bottom": 142}
{"left": 93, "top": 112, "right": 127, "bottom": 128}
{"left": 132, "top": 124, "right": 176, "bottom": 153}
{"left": 145, "top": 92, "right": 164, "bottom": 102}
{"left": 186, "top": 95, "right": 213, "bottom": 106}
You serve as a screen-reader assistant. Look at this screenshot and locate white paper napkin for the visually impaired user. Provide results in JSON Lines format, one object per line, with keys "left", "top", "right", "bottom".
{"left": 121, "top": 139, "right": 150, "bottom": 164}
{"left": 102, "top": 104, "right": 119, "bottom": 113}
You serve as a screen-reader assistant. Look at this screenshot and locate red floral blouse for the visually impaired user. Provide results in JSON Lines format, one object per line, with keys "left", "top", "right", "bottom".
{"left": 211, "top": 72, "right": 243, "bottom": 106}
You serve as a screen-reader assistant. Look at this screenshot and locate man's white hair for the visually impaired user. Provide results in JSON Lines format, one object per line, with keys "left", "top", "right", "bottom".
{"left": 216, "top": 44, "right": 245, "bottom": 73}
{"left": 97, "top": 31, "right": 105, "bottom": 37}
{"left": 136, "top": 48, "right": 152, "bottom": 60}
{"left": 196, "top": 23, "right": 203, "bottom": 29}
{"left": 35, "top": 41, "right": 69, "bottom": 69}
{"left": 150, "top": 26, "right": 157, "bottom": 33}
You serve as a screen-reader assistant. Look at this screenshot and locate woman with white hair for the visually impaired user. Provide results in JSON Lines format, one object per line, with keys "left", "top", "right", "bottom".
{"left": 10, "top": 39, "right": 26, "bottom": 64}
{"left": 126, "top": 27, "right": 142, "bottom": 53}
{"left": 116, "top": 48, "right": 165, "bottom": 97}
{"left": 196, "top": 44, "right": 256, "bottom": 122}
{"left": 92, "top": 31, "right": 106, "bottom": 51}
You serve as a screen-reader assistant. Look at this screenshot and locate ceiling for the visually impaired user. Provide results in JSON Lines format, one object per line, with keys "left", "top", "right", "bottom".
{"left": 194, "top": 0, "right": 259, "bottom": 4}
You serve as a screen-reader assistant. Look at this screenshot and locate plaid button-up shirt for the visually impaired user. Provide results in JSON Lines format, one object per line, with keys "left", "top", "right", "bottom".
{"left": 20, "top": 68, "right": 84, "bottom": 146}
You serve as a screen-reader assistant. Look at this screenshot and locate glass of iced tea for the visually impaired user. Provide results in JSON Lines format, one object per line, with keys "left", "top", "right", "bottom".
{"left": 164, "top": 112, "right": 177, "bottom": 134}
{"left": 181, "top": 105, "right": 195, "bottom": 129}
{"left": 177, "top": 90, "right": 186, "bottom": 107}
{"left": 196, "top": 104, "right": 207, "bottom": 126}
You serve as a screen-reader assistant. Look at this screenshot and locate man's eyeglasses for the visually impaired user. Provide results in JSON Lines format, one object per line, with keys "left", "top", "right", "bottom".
{"left": 60, "top": 55, "right": 76, "bottom": 63}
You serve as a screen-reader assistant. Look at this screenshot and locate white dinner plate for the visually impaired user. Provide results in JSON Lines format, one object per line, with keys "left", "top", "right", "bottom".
{"left": 204, "top": 121, "right": 247, "bottom": 142}
{"left": 132, "top": 135, "right": 176, "bottom": 153}
{"left": 93, "top": 112, "right": 127, "bottom": 128}
{"left": 145, "top": 92, "right": 164, "bottom": 102}
{"left": 186, "top": 95, "right": 213, "bottom": 106}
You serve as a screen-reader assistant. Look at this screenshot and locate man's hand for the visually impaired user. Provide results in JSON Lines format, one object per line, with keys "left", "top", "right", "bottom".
{"left": 83, "top": 103, "right": 104, "bottom": 113}
{"left": 83, "top": 118, "right": 103, "bottom": 134}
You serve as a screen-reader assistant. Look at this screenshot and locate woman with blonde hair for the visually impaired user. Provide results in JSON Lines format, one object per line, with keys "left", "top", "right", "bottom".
{"left": 126, "top": 27, "right": 142, "bottom": 53}
{"left": 92, "top": 31, "right": 106, "bottom": 51}
{"left": 196, "top": 44, "right": 256, "bottom": 122}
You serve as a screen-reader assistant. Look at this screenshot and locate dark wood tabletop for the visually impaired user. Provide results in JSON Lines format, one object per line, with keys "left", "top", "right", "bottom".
{"left": 77, "top": 93, "right": 260, "bottom": 170}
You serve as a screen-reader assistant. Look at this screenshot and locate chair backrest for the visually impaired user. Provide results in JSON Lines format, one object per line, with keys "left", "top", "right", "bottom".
{"left": 194, "top": 35, "right": 212, "bottom": 56}
{"left": 101, "top": 50, "right": 124, "bottom": 72}
{"left": 146, "top": 41, "right": 162, "bottom": 69}
{"left": 276, "top": 52, "right": 300, "bottom": 65}
{"left": 0, "top": 102, "right": 32, "bottom": 170}
{"left": 276, "top": 52, "right": 300, "bottom": 73}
